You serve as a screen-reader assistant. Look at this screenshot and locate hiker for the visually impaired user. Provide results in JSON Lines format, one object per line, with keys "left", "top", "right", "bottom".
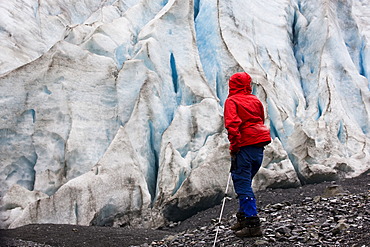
{"left": 223, "top": 72, "right": 271, "bottom": 238}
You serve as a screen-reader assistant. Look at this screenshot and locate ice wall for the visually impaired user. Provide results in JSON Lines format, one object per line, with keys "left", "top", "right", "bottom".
{"left": 0, "top": 0, "right": 369, "bottom": 229}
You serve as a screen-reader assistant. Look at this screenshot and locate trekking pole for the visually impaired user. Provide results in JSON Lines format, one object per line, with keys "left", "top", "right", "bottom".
{"left": 212, "top": 172, "right": 232, "bottom": 247}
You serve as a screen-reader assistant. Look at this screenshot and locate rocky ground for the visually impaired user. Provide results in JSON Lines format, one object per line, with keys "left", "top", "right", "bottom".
{"left": 1, "top": 172, "right": 369, "bottom": 247}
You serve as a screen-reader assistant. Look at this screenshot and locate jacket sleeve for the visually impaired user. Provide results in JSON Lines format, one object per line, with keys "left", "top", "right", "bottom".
{"left": 259, "top": 101, "right": 265, "bottom": 123}
{"left": 224, "top": 99, "right": 242, "bottom": 153}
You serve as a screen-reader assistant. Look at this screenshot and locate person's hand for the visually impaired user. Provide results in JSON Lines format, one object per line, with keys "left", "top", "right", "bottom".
{"left": 230, "top": 151, "right": 237, "bottom": 159}
{"left": 230, "top": 152, "right": 237, "bottom": 172}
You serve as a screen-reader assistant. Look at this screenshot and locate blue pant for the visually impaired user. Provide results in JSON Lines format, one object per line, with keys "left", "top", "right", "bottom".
{"left": 231, "top": 145, "right": 264, "bottom": 216}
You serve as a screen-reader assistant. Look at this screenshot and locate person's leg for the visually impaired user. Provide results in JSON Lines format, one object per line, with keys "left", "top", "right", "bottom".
{"left": 239, "top": 196, "right": 258, "bottom": 217}
{"left": 251, "top": 146, "right": 264, "bottom": 179}
{"left": 231, "top": 146, "right": 254, "bottom": 199}
{"left": 230, "top": 147, "right": 254, "bottom": 231}
{"left": 231, "top": 146, "right": 264, "bottom": 237}
{"left": 232, "top": 146, "right": 264, "bottom": 215}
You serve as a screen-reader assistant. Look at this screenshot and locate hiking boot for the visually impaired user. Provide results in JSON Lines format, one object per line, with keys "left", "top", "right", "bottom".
{"left": 230, "top": 212, "right": 245, "bottom": 231}
{"left": 234, "top": 216, "right": 262, "bottom": 238}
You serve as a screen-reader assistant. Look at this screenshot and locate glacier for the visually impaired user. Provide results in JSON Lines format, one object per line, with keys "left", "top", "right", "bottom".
{"left": 0, "top": 0, "right": 369, "bottom": 229}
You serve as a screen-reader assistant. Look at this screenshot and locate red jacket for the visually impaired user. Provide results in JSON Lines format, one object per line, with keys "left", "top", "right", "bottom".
{"left": 224, "top": 72, "right": 271, "bottom": 153}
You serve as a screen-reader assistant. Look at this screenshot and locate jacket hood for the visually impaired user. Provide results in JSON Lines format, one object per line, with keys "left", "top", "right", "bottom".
{"left": 228, "top": 72, "right": 252, "bottom": 97}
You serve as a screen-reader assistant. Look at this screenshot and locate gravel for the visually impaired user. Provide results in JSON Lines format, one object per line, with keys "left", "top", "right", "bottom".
{"left": 141, "top": 190, "right": 369, "bottom": 247}
{"left": 1, "top": 172, "right": 369, "bottom": 247}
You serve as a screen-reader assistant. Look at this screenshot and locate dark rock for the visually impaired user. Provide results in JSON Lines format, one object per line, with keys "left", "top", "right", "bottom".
{"left": 322, "top": 185, "right": 347, "bottom": 197}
